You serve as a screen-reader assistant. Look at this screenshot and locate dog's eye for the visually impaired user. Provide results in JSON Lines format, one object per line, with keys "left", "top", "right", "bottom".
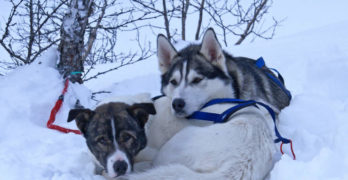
{"left": 122, "top": 132, "right": 135, "bottom": 141}
{"left": 96, "top": 136, "right": 108, "bottom": 145}
{"left": 120, "top": 131, "right": 136, "bottom": 146}
{"left": 192, "top": 77, "right": 203, "bottom": 84}
{"left": 123, "top": 133, "right": 131, "bottom": 141}
{"left": 170, "top": 79, "right": 178, "bottom": 86}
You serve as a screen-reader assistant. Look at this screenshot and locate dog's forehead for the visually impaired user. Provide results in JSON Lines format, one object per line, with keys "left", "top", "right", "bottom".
{"left": 161, "top": 44, "right": 228, "bottom": 89}
{"left": 91, "top": 103, "right": 137, "bottom": 130}
{"left": 95, "top": 102, "right": 129, "bottom": 113}
{"left": 167, "top": 46, "right": 207, "bottom": 74}
{"left": 170, "top": 58, "right": 221, "bottom": 81}
{"left": 177, "top": 44, "right": 201, "bottom": 57}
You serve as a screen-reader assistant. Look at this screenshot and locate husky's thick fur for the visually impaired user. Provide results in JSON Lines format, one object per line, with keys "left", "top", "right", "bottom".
{"left": 127, "top": 96, "right": 277, "bottom": 180}
{"left": 157, "top": 28, "right": 290, "bottom": 117}
{"left": 123, "top": 29, "right": 290, "bottom": 179}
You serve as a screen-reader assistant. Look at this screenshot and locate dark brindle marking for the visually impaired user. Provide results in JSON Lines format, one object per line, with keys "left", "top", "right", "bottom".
{"left": 67, "top": 102, "right": 156, "bottom": 178}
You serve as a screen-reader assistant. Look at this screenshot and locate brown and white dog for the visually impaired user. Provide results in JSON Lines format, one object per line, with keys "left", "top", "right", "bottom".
{"left": 67, "top": 94, "right": 156, "bottom": 179}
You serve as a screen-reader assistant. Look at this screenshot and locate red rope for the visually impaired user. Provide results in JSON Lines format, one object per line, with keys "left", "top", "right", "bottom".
{"left": 47, "top": 79, "right": 81, "bottom": 135}
{"left": 280, "top": 140, "right": 296, "bottom": 160}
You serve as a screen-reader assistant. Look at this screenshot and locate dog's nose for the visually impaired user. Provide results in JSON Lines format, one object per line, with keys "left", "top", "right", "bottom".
{"left": 172, "top": 98, "right": 185, "bottom": 112}
{"left": 113, "top": 160, "right": 128, "bottom": 176}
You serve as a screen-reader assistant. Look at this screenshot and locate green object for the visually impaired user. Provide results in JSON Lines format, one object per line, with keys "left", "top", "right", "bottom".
{"left": 70, "top": 71, "right": 82, "bottom": 75}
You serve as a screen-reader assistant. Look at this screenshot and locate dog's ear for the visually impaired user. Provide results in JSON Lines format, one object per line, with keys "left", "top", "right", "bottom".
{"left": 127, "top": 103, "right": 156, "bottom": 128}
{"left": 200, "top": 28, "right": 226, "bottom": 71}
{"left": 67, "top": 109, "right": 95, "bottom": 135}
{"left": 157, "top": 34, "right": 177, "bottom": 74}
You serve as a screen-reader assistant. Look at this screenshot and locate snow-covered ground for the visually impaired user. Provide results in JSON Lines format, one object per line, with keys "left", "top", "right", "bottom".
{"left": 0, "top": 18, "right": 347, "bottom": 179}
{"left": 1, "top": 0, "right": 348, "bottom": 178}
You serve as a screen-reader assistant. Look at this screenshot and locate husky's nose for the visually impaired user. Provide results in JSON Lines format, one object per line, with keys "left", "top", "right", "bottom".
{"left": 113, "top": 160, "right": 128, "bottom": 176}
{"left": 172, "top": 98, "right": 185, "bottom": 112}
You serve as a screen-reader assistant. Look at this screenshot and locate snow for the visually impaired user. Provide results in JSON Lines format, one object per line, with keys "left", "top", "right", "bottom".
{"left": 270, "top": 0, "right": 348, "bottom": 38}
{"left": 1, "top": 1, "right": 348, "bottom": 179}
{"left": 232, "top": 21, "right": 348, "bottom": 179}
{"left": 1, "top": 19, "right": 347, "bottom": 179}
{"left": 0, "top": 51, "right": 100, "bottom": 180}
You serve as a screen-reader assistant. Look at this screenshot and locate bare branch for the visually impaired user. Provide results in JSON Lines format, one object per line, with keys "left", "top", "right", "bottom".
{"left": 162, "top": 0, "right": 171, "bottom": 41}
{"left": 1, "top": 0, "right": 281, "bottom": 82}
{"left": 26, "top": 0, "right": 35, "bottom": 63}
{"left": 181, "top": 0, "right": 190, "bottom": 40}
{"left": 82, "top": 0, "right": 107, "bottom": 63}
{"left": 0, "top": 0, "right": 26, "bottom": 64}
{"left": 83, "top": 53, "right": 152, "bottom": 82}
{"left": 235, "top": 0, "right": 268, "bottom": 45}
{"left": 195, "top": 0, "right": 205, "bottom": 40}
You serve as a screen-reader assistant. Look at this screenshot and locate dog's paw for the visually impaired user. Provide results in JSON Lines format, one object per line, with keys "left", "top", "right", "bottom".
{"left": 94, "top": 164, "right": 105, "bottom": 175}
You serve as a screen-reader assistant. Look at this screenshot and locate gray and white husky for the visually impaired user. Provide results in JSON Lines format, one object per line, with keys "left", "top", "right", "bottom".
{"left": 158, "top": 28, "right": 290, "bottom": 117}
{"left": 125, "top": 29, "right": 291, "bottom": 180}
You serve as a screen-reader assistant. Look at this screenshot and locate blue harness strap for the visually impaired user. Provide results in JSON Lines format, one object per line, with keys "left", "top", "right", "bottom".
{"left": 188, "top": 98, "right": 290, "bottom": 144}
{"left": 255, "top": 57, "right": 292, "bottom": 100}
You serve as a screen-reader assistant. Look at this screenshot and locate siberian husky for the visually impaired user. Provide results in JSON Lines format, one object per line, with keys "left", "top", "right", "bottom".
{"left": 124, "top": 29, "right": 291, "bottom": 179}
{"left": 157, "top": 28, "right": 290, "bottom": 117}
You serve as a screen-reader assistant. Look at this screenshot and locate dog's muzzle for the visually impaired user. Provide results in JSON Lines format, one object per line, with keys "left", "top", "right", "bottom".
{"left": 172, "top": 98, "right": 186, "bottom": 113}
{"left": 113, "top": 160, "right": 128, "bottom": 177}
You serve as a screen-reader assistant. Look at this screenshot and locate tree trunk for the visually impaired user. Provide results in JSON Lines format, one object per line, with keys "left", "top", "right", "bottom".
{"left": 58, "top": 0, "right": 93, "bottom": 84}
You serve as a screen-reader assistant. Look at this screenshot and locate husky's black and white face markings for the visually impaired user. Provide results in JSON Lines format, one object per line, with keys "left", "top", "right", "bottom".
{"left": 157, "top": 28, "right": 291, "bottom": 116}
{"left": 157, "top": 29, "right": 235, "bottom": 117}
{"left": 67, "top": 102, "right": 156, "bottom": 178}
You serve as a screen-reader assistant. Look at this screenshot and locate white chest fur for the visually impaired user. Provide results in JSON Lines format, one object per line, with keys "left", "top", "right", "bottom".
{"left": 133, "top": 96, "right": 277, "bottom": 180}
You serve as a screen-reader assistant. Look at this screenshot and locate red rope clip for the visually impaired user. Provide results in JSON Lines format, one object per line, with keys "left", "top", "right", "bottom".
{"left": 47, "top": 79, "right": 81, "bottom": 135}
{"left": 280, "top": 140, "right": 296, "bottom": 160}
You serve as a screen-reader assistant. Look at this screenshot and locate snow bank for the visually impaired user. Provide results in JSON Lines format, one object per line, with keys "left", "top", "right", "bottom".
{"left": 0, "top": 51, "right": 100, "bottom": 180}
{"left": 232, "top": 21, "right": 348, "bottom": 179}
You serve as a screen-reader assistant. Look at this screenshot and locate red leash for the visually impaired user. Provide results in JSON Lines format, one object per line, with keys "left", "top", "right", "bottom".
{"left": 280, "top": 140, "right": 296, "bottom": 160}
{"left": 47, "top": 79, "right": 81, "bottom": 135}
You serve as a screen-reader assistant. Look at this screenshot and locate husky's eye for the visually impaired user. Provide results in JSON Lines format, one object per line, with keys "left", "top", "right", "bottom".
{"left": 192, "top": 77, "right": 203, "bottom": 84}
{"left": 170, "top": 79, "right": 178, "bottom": 86}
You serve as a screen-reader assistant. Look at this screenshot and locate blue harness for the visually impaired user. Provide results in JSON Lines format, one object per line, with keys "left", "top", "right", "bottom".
{"left": 255, "top": 57, "right": 292, "bottom": 100}
{"left": 153, "top": 57, "right": 296, "bottom": 159}
{"left": 188, "top": 98, "right": 291, "bottom": 144}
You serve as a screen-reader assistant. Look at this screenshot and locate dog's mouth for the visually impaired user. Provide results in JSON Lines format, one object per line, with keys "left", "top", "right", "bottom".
{"left": 172, "top": 109, "right": 188, "bottom": 118}
{"left": 176, "top": 112, "right": 188, "bottom": 118}
{"left": 173, "top": 109, "right": 195, "bottom": 119}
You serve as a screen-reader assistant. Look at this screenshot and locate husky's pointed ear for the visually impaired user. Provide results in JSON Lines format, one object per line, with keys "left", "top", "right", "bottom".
{"left": 200, "top": 28, "right": 226, "bottom": 69}
{"left": 67, "top": 109, "right": 95, "bottom": 135}
{"left": 157, "top": 34, "right": 177, "bottom": 74}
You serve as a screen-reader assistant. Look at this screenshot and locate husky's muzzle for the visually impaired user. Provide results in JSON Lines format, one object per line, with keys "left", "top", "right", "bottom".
{"left": 172, "top": 98, "right": 186, "bottom": 114}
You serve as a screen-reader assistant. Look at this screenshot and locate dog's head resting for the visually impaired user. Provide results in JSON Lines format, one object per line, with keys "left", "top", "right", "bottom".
{"left": 157, "top": 28, "right": 234, "bottom": 117}
{"left": 67, "top": 102, "right": 156, "bottom": 178}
